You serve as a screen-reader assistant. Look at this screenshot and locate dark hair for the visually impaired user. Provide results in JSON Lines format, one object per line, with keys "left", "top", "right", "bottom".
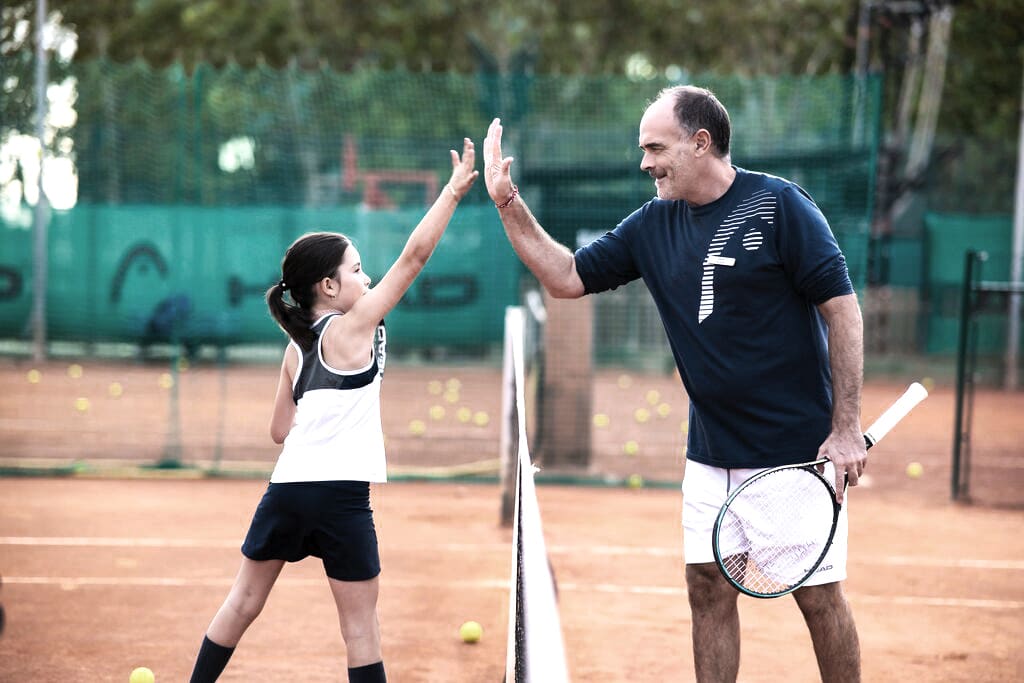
{"left": 658, "top": 85, "right": 731, "bottom": 157}
{"left": 266, "top": 232, "right": 351, "bottom": 350}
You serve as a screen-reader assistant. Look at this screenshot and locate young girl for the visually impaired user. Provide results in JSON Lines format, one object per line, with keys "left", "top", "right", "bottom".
{"left": 189, "top": 139, "right": 478, "bottom": 683}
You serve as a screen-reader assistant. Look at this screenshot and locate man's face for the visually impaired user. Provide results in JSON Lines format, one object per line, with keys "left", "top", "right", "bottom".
{"left": 638, "top": 97, "right": 696, "bottom": 201}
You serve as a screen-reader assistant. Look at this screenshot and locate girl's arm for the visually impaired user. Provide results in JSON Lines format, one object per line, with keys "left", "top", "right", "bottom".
{"left": 345, "top": 138, "right": 479, "bottom": 332}
{"left": 269, "top": 344, "right": 299, "bottom": 444}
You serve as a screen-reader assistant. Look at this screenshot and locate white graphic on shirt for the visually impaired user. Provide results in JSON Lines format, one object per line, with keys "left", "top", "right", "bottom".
{"left": 698, "top": 190, "right": 776, "bottom": 323}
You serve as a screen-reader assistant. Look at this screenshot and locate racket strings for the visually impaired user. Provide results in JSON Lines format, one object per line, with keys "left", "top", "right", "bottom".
{"left": 718, "top": 468, "right": 837, "bottom": 596}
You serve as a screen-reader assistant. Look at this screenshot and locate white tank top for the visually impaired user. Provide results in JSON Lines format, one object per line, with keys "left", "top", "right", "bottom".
{"left": 270, "top": 314, "right": 388, "bottom": 483}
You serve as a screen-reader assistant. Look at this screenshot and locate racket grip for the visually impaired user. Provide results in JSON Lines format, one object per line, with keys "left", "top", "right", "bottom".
{"left": 863, "top": 381, "right": 928, "bottom": 448}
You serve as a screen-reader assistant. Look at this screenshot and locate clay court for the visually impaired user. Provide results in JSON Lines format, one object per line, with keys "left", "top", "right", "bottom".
{"left": 1, "top": 358, "right": 1023, "bottom": 681}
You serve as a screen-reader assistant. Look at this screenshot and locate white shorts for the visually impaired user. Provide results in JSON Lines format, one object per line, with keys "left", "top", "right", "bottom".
{"left": 681, "top": 460, "right": 848, "bottom": 586}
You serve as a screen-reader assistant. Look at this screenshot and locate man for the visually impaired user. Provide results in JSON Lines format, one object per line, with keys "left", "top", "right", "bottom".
{"left": 483, "top": 85, "right": 866, "bottom": 682}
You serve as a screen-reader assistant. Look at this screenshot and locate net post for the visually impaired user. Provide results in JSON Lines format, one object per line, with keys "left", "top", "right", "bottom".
{"left": 952, "top": 250, "right": 984, "bottom": 501}
{"left": 499, "top": 307, "right": 524, "bottom": 527}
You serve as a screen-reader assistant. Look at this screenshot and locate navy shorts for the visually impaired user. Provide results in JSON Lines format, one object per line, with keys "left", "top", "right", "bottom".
{"left": 241, "top": 481, "right": 380, "bottom": 582}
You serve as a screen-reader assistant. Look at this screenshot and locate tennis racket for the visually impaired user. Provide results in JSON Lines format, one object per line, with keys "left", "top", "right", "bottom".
{"left": 712, "top": 381, "right": 929, "bottom": 598}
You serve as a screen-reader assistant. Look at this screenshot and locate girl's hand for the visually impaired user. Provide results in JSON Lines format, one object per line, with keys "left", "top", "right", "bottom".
{"left": 447, "top": 138, "right": 480, "bottom": 201}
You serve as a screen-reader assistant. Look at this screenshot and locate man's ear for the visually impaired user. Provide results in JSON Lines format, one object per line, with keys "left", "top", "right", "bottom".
{"left": 694, "top": 129, "right": 713, "bottom": 156}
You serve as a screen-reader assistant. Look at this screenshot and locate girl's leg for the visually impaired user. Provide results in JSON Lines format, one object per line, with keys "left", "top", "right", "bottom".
{"left": 190, "top": 557, "right": 285, "bottom": 682}
{"left": 328, "top": 575, "right": 384, "bottom": 677}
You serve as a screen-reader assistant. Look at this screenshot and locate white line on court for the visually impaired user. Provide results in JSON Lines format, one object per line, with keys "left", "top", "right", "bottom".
{"left": 4, "top": 575, "right": 1021, "bottom": 610}
{"left": 3, "top": 537, "right": 1022, "bottom": 571}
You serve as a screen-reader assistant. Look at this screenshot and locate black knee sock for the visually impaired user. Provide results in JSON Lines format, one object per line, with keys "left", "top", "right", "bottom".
{"left": 189, "top": 635, "right": 235, "bottom": 683}
{"left": 348, "top": 660, "right": 386, "bottom": 683}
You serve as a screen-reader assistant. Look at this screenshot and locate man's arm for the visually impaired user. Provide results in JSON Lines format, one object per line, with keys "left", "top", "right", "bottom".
{"left": 484, "top": 118, "right": 585, "bottom": 299}
{"left": 816, "top": 292, "right": 865, "bottom": 503}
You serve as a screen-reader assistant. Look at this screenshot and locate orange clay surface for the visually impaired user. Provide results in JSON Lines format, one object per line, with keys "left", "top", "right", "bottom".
{"left": 1, "top": 359, "right": 1022, "bottom": 681}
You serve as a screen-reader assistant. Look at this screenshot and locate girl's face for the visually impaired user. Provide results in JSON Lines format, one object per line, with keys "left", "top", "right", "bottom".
{"left": 333, "top": 246, "right": 371, "bottom": 312}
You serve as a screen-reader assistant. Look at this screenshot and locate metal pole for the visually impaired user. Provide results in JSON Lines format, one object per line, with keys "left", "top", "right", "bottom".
{"left": 952, "top": 250, "right": 980, "bottom": 501}
{"left": 852, "top": 0, "right": 873, "bottom": 146}
{"left": 31, "top": 0, "right": 49, "bottom": 362}
{"left": 1005, "top": 58, "right": 1024, "bottom": 390}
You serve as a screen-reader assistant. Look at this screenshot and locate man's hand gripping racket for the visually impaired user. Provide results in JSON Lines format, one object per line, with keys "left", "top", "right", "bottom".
{"left": 712, "top": 382, "right": 929, "bottom": 598}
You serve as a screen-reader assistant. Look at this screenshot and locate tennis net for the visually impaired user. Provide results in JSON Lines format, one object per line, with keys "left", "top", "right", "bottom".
{"left": 501, "top": 306, "right": 570, "bottom": 682}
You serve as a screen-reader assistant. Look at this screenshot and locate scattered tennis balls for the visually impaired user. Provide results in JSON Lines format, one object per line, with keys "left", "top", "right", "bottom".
{"left": 74, "top": 397, "right": 90, "bottom": 412}
{"left": 656, "top": 402, "right": 671, "bottom": 418}
{"left": 473, "top": 411, "right": 490, "bottom": 427}
{"left": 459, "top": 620, "right": 483, "bottom": 643}
{"left": 634, "top": 408, "right": 650, "bottom": 423}
{"left": 408, "top": 419, "right": 426, "bottom": 436}
{"left": 108, "top": 381, "right": 124, "bottom": 398}
{"left": 456, "top": 407, "right": 472, "bottom": 423}
{"left": 623, "top": 440, "right": 639, "bottom": 456}
{"left": 158, "top": 373, "right": 174, "bottom": 389}
{"left": 922, "top": 377, "right": 935, "bottom": 392}
{"left": 67, "top": 363, "right": 83, "bottom": 379}
{"left": 906, "top": 462, "right": 923, "bottom": 478}
{"left": 443, "top": 390, "right": 460, "bottom": 404}
{"left": 129, "top": 667, "right": 155, "bottom": 683}
{"left": 645, "top": 389, "right": 661, "bottom": 405}
{"left": 446, "top": 378, "right": 462, "bottom": 392}
{"left": 616, "top": 374, "right": 632, "bottom": 389}
{"left": 27, "top": 369, "right": 41, "bottom": 384}
{"left": 427, "top": 380, "right": 443, "bottom": 395}
{"left": 627, "top": 473, "right": 644, "bottom": 489}
{"left": 592, "top": 413, "right": 610, "bottom": 428}
{"left": 680, "top": 420, "right": 689, "bottom": 434}
{"left": 429, "top": 405, "right": 445, "bottom": 420}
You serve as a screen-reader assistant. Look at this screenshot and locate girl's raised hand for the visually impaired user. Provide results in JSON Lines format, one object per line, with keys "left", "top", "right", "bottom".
{"left": 448, "top": 138, "right": 479, "bottom": 201}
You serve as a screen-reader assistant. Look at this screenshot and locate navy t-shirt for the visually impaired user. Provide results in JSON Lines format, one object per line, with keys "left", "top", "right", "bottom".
{"left": 574, "top": 168, "right": 853, "bottom": 468}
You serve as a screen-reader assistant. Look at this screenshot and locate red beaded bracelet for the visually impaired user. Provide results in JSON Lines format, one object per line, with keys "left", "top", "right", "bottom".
{"left": 495, "top": 185, "right": 519, "bottom": 209}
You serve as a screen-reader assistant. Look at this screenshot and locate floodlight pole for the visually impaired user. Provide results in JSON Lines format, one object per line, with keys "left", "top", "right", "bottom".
{"left": 1007, "top": 58, "right": 1024, "bottom": 391}
{"left": 31, "top": 0, "right": 50, "bottom": 362}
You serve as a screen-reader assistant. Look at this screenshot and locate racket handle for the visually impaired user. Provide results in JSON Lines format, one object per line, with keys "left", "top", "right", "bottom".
{"left": 863, "top": 382, "right": 929, "bottom": 448}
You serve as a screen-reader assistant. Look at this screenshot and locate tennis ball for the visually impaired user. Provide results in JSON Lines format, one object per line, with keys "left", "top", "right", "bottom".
{"left": 627, "top": 473, "right": 644, "bottom": 489}
{"left": 158, "top": 373, "right": 174, "bottom": 389}
{"left": 634, "top": 408, "right": 650, "bottom": 423}
{"left": 473, "top": 411, "right": 490, "bottom": 427}
{"left": 906, "top": 462, "right": 923, "bottom": 478}
{"left": 108, "top": 382, "right": 124, "bottom": 398}
{"left": 74, "top": 397, "right": 90, "bottom": 412}
{"left": 592, "top": 413, "right": 610, "bottom": 428}
{"left": 427, "top": 380, "right": 443, "bottom": 395}
{"left": 922, "top": 377, "right": 935, "bottom": 392}
{"left": 129, "top": 667, "right": 155, "bottom": 683}
{"left": 645, "top": 389, "right": 661, "bottom": 405}
{"left": 459, "top": 620, "right": 483, "bottom": 643}
{"left": 443, "top": 390, "right": 460, "bottom": 404}
{"left": 27, "top": 369, "right": 41, "bottom": 384}
{"left": 408, "top": 419, "right": 426, "bottom": 436}
{"left": 456, "top": 407, "right": 472, "bottom": 423}
{"left": 67, "top": 363, "right": 83, "bottom": 379}
{"left": 656, "top": 402, "right": 671, "bottom": 418}
{"left": 623, "top": 440, "right": 639, "bottom": 456}
{"left": 616, "top": 374, "right": 632, "bottom": 389}
{"left": 446, "top": 378, "right": 462, "bottom": 392}
{"left": 429, "top": 405, "right": 445, "bottom": 420}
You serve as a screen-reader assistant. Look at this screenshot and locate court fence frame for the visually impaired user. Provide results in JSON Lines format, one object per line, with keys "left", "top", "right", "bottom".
{"left": 951, "top": 249, "right": 1024, "bottom": 501}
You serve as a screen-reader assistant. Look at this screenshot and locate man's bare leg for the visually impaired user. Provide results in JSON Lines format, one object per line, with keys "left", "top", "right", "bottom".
{"left": 686, "top": 562, "right": 740, "bottom": 682}
{"left": 793, "top": 582, "right": 861, "bottom": 682}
